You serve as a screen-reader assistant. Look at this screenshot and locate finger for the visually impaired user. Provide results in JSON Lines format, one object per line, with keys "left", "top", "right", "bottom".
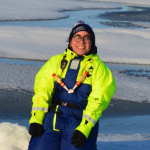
{"left": 76, "top": 138, "right": 86, "bottom": 148}
{"left": 71, "top": 140, "right": 76, "bottom": 145}
{"left": 74, "top": 140, "right": 84, "bottom": 148}
{"left": 71, "top": 137, "right": 81, "bottom": 145}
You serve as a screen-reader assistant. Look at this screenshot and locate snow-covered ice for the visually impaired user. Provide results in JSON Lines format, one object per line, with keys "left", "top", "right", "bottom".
{"left": 0, "top": 27, "right": 150, "bottom": 65}
{"left": 0, "top": 122, "right": 30, "bottom": 150}
{"left": 0, "top": 0, "right": 150, "bottom": 149}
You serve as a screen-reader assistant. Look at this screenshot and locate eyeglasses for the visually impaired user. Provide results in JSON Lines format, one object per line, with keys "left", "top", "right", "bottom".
{"left": 73, "top": 35, "right": 91, "bottom": 43}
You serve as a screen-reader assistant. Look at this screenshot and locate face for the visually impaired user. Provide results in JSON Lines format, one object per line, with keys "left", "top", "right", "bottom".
{"left": 69, "top": 31, "right": 92, "bottom": 56}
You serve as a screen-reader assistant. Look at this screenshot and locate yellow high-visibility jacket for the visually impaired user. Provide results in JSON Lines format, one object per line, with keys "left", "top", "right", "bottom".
{"left": 29, "top": 48, "right": 116, "bottom": 138}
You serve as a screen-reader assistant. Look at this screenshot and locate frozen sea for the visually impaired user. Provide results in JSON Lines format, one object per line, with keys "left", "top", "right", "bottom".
{"left": 0, "top": 0, "right": 150, "bottom": 150}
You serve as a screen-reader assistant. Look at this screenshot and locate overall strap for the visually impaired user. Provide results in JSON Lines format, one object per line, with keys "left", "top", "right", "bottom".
{"left": 64, "top": 56, "right": 83, "bottom": 89}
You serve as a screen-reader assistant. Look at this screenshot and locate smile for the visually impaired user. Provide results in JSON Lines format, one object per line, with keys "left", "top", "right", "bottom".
{"left": 78, "top": 46, "right": 85, "bottom": 49}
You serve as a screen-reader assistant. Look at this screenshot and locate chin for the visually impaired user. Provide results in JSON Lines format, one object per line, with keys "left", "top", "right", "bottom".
{"left": 77, "top": 53, "right": 85, "bottom": 56}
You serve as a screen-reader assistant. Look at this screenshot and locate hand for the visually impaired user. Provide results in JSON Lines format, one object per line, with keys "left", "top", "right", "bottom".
{"left": 29, "top": 123, "right": 43, "bottom": 137}
{"left": 71, "top": 130, "right": 86, "bottom": 148}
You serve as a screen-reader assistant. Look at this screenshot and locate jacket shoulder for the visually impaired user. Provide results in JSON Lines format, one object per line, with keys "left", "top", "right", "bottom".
{"left": 49, "top": 53, "right": 64, "bottom": 61}
{"left": 88, "top": 54, "right": 104, "bottom": 67}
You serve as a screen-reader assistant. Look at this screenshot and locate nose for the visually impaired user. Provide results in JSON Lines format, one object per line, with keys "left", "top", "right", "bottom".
{"left": 79, "top": 37, "right": 85, "bottom": 43}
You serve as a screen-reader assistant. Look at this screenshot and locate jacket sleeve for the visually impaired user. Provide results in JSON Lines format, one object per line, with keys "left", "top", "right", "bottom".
{"left": 29, "top": 58, "right": 55, "bottom": 125}
{"left": 76, "top": 60, "right": 116, "bottom": 138}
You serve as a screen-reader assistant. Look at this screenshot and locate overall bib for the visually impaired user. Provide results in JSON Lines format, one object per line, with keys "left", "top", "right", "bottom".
{"left": 28, "top": 57, "right": 98, "bottom": 150}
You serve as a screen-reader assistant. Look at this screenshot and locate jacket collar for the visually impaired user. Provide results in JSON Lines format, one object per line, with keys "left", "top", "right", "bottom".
{"left": 64, "top": 48, "right": 97, "bottom": 60}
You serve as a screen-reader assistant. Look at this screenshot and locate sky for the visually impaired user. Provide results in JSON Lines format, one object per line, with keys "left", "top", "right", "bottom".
{"left": 0, "top": 0, "right": 150, "bottom": 149}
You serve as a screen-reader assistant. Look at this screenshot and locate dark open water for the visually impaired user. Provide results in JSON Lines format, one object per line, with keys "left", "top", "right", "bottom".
{"left": 0, "top": 3, "right": 150, "bottom": 29}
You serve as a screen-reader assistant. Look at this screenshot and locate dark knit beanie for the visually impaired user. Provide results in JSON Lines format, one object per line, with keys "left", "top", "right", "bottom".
{"left": 67, "top": 20, "right": 97, "bottom": 55}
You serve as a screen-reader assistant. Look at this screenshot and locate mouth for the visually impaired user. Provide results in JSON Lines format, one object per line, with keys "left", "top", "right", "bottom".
{"left": 77, "top": 46, "right": 85, "bottom": 49}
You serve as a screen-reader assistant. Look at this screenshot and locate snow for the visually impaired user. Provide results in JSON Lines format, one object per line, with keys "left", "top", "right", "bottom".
{"left": 112, "top": 69, "right": 150, "bottom": 102}
{"left": 0, "top": 122, "right": 149, "bottom": 150}
{"left": 92, "top": 0, "right": 150, "bottom": 7}
{"left": 0, "top": 0, "right": 150, "bottom": 64}
{"left": 0, "top": 27, "right": 150, "bottom": 64}
{"left": 97, "top": 133, "right": 150, "bottom": 142}
{"left": 0, "top": 0, "right": 150, "bottom": 149}
{"left": 0, "top": 122, "right": 30, "bottom": 150}
{"left": 0, "top": 0, "right": 118, "bottom": 21}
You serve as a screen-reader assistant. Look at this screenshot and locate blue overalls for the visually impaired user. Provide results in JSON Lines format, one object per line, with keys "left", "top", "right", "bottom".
{"left": 28, "top": 57, "right": 98, "bottom": 150}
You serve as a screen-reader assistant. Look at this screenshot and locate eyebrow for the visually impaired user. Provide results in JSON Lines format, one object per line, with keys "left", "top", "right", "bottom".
{"left": 74, "top": 34, "right": 90, "bottom": 37}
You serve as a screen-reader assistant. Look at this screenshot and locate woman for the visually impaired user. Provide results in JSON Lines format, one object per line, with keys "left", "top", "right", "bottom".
{"left": 28, "top": 21, "right": 116, "bottom": 150}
